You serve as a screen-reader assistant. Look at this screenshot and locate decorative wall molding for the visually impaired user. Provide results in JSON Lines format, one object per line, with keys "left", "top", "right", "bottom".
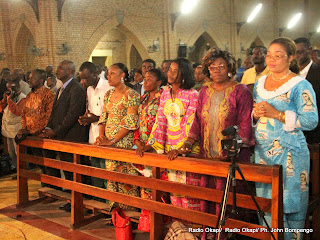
{"left": 56, "top": 0, "right": 65, "bottom": 21}
{"left": 25, "top": 0, "right": 39, "bottom": 22}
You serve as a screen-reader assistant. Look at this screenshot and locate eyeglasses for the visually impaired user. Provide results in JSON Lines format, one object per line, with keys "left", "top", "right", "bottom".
{"left": 208, "top": 65, "right": 227, "bottom": 71}
{"left": 265, "top": 54, "right": 287, "bottom": 60}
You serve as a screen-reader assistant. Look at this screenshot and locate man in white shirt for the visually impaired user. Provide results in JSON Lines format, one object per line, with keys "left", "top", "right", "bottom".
{"left": 294, "top": 37, "right": 320, "bottom": 144}
{"left": 12, "top": 69, "right": 31, "bottom": 95}
{"left": 78, "top": 62, "right": 111, "bottom": 199}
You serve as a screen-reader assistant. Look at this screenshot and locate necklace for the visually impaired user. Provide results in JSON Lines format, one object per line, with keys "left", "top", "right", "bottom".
{"left": 271, "top": 70, "right": 291, "bottom": 81}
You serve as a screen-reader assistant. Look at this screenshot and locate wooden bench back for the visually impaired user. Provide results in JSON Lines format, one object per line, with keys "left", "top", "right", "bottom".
{"left": 17, "top": 137, "right": 283, "bottom": 240}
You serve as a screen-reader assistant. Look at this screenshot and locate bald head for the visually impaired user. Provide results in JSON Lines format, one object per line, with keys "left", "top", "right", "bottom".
{"left": 56, "top": 60, "right": 76, "bottom": 83}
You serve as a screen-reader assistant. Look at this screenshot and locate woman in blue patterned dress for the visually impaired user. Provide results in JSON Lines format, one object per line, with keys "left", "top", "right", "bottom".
{"left": 253, "top": 37, "right": 318, "bottom": 240}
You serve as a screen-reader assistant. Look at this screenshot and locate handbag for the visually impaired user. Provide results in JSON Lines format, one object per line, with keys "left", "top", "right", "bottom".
{"left": 138, "top": 209, "right": 150, "bottom": 232}
{"left": 112, "top": 207, "right": 133, "bottom": 240}
{"left": 138, "top": 195, "right": 171, "bottom": 232}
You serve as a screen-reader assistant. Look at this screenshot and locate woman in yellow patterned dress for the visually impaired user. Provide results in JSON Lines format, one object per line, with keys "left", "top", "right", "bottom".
{"left": 94, "top": 63, "right": 140, "bottom": 210}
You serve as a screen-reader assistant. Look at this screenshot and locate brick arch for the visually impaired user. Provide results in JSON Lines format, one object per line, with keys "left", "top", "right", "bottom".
{"left": 86, "top": 16, "right": 149, "bottom": 65}
{"left": 14, "top": 23, "right": 38, "bottom": 70}
{"left": 252, "top": 36, "right": 265, "bottom": 47}
{"left": 187, "top": 28, "right": 223, "bottom": 50}
{"left": 12, "top": 20, "right": 37, "bottom": 54}
{"left": 129, "top": 44, "right": 143, "bottom": 69}
{"left": 188, "top": 32, "right": 219, "bottom": 63}
{"left": 244, "top": 35, "right": 267, "bottom": 49}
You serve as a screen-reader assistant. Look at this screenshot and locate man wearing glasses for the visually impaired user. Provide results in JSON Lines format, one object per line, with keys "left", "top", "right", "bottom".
{"left": 241, "top": 46, "right": 270, "bottom": 92}
{"left": 294, "top": 37, "right": 320, "bottom": 144}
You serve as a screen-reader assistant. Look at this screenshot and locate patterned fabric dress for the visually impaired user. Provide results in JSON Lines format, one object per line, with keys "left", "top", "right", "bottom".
{"left": 253, "top": 76, "right": 318, "bottom": 240}
{"left": 189, "top": 82, "right": 254, "bottom": 216}
{"left": 148, "top": 88, "right": 205, "bottom": 212}
{"left": 98, "top": 87, "right": 140, "bottom": 210}
{"left": 132, "top": 92, "right": 167, "bottom": 199}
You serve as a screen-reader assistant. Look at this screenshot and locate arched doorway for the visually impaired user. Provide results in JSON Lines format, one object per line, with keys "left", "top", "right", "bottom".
{"left": 188, "top": 32, "right": 217, "bottom": 63}
{"left": 89, "top": 26, "right": 144, "bottom": 70}
{"left": 129, "top": 45, "right": 142, "bottom": 69}
{"left": 247, "top": 36, "right": 265, "bottom": 55}
{"left": 15, "top": 24, "right": 38, "bottom": 71}
{"left": 89, "top": 27, "right": 127, "bottom": 67}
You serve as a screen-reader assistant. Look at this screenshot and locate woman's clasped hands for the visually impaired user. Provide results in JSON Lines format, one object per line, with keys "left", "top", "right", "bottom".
{"left": 167, "top": 141, "right": 192, "bottom": 160}
{"left": 94, "top": 135, "right": 114, "bottom": 146}
{"left": 253, "top": 101, "right": 279, "bottom": 120}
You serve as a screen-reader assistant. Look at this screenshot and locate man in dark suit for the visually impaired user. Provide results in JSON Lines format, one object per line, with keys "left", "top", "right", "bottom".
{"left": 42, "top": 60, "right": 88, "bottom": 211}
{"left": 295, "top": 37, "right": 320, "bottom": 144}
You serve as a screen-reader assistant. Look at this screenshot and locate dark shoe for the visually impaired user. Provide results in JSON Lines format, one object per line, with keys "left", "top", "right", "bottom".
{"left": 11, "top": 175, "right": 17, "bottom": 180}
{"left": 86, "top": 209, "right": 93, "bottom": 215}
{"left": 59, "top": 202, "right": 71, "bottom": 212}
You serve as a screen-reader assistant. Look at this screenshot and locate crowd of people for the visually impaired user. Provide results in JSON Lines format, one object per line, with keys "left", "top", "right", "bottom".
{"left": 0, "top": 36, "right": 319, "bottom": 240}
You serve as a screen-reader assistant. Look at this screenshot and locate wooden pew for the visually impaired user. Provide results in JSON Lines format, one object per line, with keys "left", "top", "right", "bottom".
{"left": 17, "top": 137, "right": 284, "bottom": 240}
{"left": 306, "top": 144, "right": 320, "bottom": 240}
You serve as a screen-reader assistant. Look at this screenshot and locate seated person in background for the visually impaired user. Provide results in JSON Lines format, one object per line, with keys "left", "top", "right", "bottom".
{"left": 193, "top": 65, "right": 207, "bottom": 92}
{"left": 46, "top": 75, "right": 59, "bottom": 93}
{"left": 311, "top": 49, "right": 320, "bottom": 65}
{"left": 235, "top": 55, "right": 253, "bottom": 82}
{"left": 0, "top": 77, "right": 26, "bottom": 175}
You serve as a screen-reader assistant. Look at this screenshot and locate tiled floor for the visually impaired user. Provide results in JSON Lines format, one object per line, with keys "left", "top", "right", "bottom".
{"left": 0, "top": 171, "right": 149, "bottom": 240}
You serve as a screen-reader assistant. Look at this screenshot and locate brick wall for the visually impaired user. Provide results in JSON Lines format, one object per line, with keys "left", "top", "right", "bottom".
{"left": 0, "top": 0, "right": 320, "bottom": 72}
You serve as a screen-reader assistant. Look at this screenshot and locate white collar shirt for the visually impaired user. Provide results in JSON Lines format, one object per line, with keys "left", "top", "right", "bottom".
{"left": 87, "top": 78, "right": 112, "bottom": 144}
{"left": 139, "top": 80, "right": 145, "bottom": 96}
{"left": 300, "top": 60, "right": 313, "bottom": 79}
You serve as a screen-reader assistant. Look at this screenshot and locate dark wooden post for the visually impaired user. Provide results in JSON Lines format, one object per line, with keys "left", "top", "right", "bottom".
{"left": 17, "top": 144, "right": 29, "bottom": 206}
{"left": 150, "top": 166, "right": 163, "bottom": 240}
{"left": 71, "top": 153, "right": 84, "bottom": 228}
{"left": 271, "top": 165, "right": 283, "bottom": 240}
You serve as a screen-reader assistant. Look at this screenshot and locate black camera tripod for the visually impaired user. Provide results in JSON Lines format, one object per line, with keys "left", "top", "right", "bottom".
{"left": 214, "top": 126, "right": 276, "bottom": 240}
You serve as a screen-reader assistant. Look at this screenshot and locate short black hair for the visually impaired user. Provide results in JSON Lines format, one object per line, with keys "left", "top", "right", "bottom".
{"left": 148, "top": 68, "right": 167, "bottom": 87}
{"left": 171, "top": 58, "right": 195, "bottom": 90}
{"left": 112, "top": 63, "right": 129, "bottom": 81}
{"left": 79, "top": 61, "right": 97, "bottom": 73}
{"left": 33, "top": 69, "right": 47, "bottom": 81}
{"left": 254, "top": 46, "right": 267, "bottom": 54}
{"left": 162, "top": 60, "right": 172, "bottom": 64}
{"left": 1, "top": 68, "right": 10, "bottom": 74}
{"left": 8, "top": 78, "right": 21, "bottom": 91}
{"left": 47, "top": 75, "right": 57, "bottom": 82}
{"left": 143, "top": 59, "right": 156, "bottom": 68}
{"left": 202, "top": 47, "right": 237, "bottom": 77}
{"left": 313, "top": 49, "right": 320, "bottom": 55}
{"left": 294, "top": 37, "right": 311, "bottom": 49}
{"left": 193, "top": 63, "right": 201, "bottom": 69}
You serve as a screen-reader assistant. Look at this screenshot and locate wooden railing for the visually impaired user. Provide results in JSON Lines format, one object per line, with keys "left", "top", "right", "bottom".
{"left": 17, "top": 137, "right": 284, "bottom": 240}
